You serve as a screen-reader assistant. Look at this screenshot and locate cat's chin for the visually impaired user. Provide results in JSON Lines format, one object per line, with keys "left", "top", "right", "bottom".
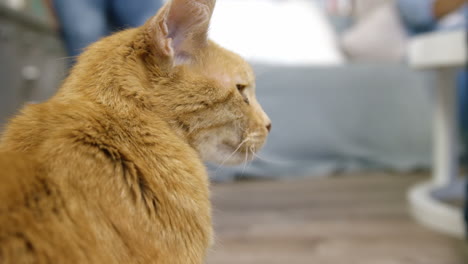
{"left": 200, "top": 143, "right": 253, "bottom": 166}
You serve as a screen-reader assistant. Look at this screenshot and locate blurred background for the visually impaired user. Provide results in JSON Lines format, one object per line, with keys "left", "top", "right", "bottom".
{"left": 0, "top": 0, "right": 467, "bottom": 263}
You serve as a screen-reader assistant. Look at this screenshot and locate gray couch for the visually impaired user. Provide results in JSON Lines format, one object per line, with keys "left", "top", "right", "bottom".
{"left": 211, "top": 64, "right": 432, "bottom": 181}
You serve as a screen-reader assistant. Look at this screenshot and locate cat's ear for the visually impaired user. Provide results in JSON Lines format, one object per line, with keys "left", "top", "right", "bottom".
{"left": 146, "top": 0, "right": 216, "bottom": 65}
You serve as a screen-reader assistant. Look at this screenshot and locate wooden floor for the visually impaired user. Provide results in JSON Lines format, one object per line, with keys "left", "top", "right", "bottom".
{"left": 207, "top": 173, "right": 468, "bottom": 264}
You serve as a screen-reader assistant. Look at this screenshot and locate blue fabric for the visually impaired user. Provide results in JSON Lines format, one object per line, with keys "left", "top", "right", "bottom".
{"left": 52, "top": 0, "right": 163, "bottom": 58}
{"left": 109, "top": 0, "right": 162, "bottom": 28}
{"left": 397, "top": 0, "right": 468, "bottom": 34}
{"left": 397, "top": 0, "right": 438, "bottom": 34}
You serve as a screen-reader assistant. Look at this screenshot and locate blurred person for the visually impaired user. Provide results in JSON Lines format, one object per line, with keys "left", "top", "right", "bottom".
{"left": 397, "top": 0, "right": 467, "bottom": 34}
{"left": 397, "top": 0, "right": 468, "bottom": 237}
{"left": 397, "top": 0, "right": 467, "bottom": 145}
{"left": 396, "top": 0, "right": 466, "bottom": 92}
{"left": 44, "top": 0, "right": 163, "bottom": 59}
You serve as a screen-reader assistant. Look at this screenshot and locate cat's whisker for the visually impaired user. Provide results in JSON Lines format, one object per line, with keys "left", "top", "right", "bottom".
{"left": 241, "top": 146, "right": 257, "bottom": 177}
{"left": 244, "top": 131, "right": 264, "bottom": 144}
{"left": 246, "top": 145, "right": 261, "bottom": 161}
{"left": 240, "top": 146, "right": 250, "bottom": 176}
{"left": 250, "top": 150, "right": 277, "bottom": 164}
{"left": 213, "top": 130, "right": 262, "bottom": 174}
{"left": 215, "top": 137, "right": 250, "bottom": 172}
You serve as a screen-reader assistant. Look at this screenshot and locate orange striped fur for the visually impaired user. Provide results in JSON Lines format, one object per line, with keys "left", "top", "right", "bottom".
{"left": 0, "top": 0, "right": 270, "bottom": 263}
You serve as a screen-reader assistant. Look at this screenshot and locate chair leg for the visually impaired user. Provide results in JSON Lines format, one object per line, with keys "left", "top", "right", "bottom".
{"left": 407, "top": 67, "right": 465, "bottom": 238}
{"left": 433, "top": 68, "right": 458, "bottom": 188}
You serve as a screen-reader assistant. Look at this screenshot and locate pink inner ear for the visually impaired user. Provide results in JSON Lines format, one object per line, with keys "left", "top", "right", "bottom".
{"left": 167, "top": 25, "right": 185, "bottom": 54}
{"left": 164, "top": 0, "right": 214, "bottom": 58}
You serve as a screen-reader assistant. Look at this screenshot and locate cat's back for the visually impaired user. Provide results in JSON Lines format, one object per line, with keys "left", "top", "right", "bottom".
{"left": 0, "top": 99, "right": 212, "bottom": 263}
{"left": 0, "top": 151, "right": 44, "bottom": 211}
{"left": 0, "top": 104, "right": 141, "bottom": 263}
{"left": 0, "top": 151, "right": 99, "bottom": 263}
{"left": 0, "top": 151, "right": 49, "bottom": 263}
{"left": 0, "top": 102, "right": 119, "bottom": 262}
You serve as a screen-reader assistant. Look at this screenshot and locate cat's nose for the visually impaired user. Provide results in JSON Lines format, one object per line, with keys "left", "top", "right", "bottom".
{"left": 266, "top": 123, "right": 272, "bottom": 132}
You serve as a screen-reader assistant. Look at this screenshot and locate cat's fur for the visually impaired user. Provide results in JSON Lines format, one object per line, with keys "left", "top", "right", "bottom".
{"left": 0, "top": 0, "right": 270, "bottom": 263}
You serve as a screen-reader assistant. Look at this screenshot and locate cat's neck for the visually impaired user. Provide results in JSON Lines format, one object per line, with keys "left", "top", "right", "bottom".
{"left": 55, "top": 29, "right": 150, "bottom": 106}
{"left": 50, "top": 28, "right": 190, "bottom": 142}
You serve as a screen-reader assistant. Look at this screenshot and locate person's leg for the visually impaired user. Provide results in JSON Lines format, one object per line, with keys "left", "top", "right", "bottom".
{"left": 458, "top": 69, "right": 468, "bottom": 237}
{"left": 465, "top": 181, "right": 468, "bottom": 238}
{"left": 458, "top": 70, "right": 468, "bottom": 134}
{"left": 109, "top": 0, "right": 163, "bottom": 30}
{"left": 396, "top": 0, "right": 437, "bottom": 34}
{"left": 52, "top": 0, "right": 109, "bottom": 58}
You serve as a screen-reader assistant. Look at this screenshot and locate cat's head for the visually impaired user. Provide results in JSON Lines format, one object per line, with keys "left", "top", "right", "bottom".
{"left": 140, "top": 0, "right": 270, "bottom": 165}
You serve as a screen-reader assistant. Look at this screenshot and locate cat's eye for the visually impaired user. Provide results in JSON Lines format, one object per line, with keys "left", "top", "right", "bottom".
{"left": 236, "top": 84, "right": 249, "bottom": 105}
{"left": 236, "top": 84, "right": 247, "bottom": 92}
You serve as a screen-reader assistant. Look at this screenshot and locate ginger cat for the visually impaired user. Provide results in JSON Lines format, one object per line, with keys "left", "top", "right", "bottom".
{"left": 0, "top": 0, "right": 271, "bottom": 263}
